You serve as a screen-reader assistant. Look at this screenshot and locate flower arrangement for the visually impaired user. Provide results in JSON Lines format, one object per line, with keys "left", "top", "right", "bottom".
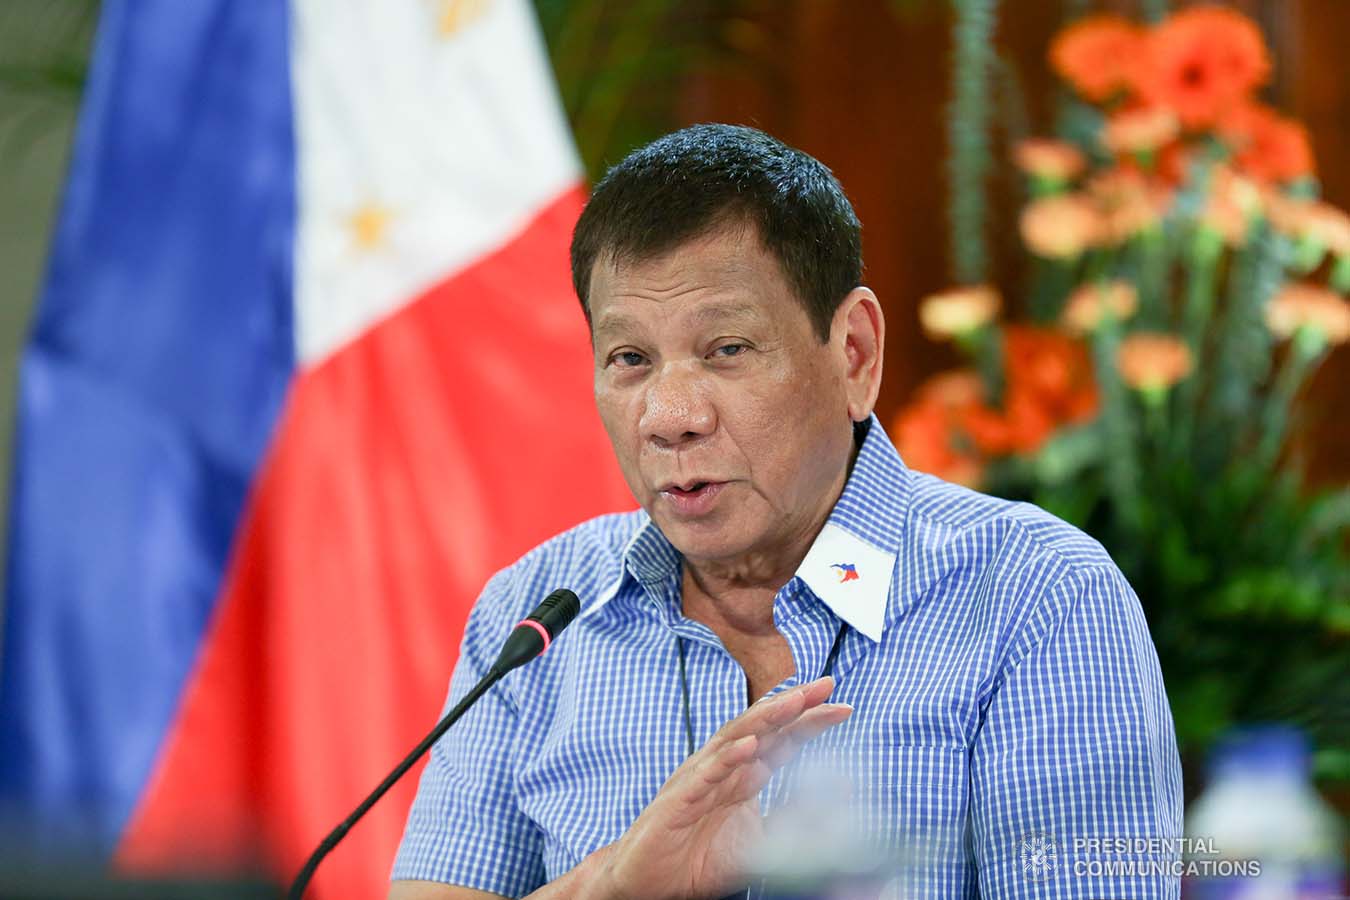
{"left": 900, "top": 4, "right": 1350, "bottom": 775}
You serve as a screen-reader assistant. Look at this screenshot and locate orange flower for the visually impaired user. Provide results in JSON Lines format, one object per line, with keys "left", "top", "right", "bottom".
{"left": 1050, "top": 14, "right": 1146, "bottom": 102}
{"left": 1088, "top": 168, "right": 1170, "bottom": 243}
{"left": 919, "top": 284, "right": 1001, "bottom": 339}
{"left": 997, "top": 385, "right": 1059, "bottom": 455}
{"left": 916, "top": 369, "right": 986, "bottom": 409}
{"left": 1102, "top": 106, "right": 1180, "bottom": 156}
{"left": 1199, "top": 164, "right": 1262, "bottom": 247}
{"left": 1220, "top": 102, "right": 1315, "bottom": 184}
{"left": 892, "top": 396, "right": 984, "bottom": 487}
{"left": 898, "top": 329, "right": 1101, "bottom": 464}
{"left": 1116, "top": 332, "right": 1193, "bottom": 392}
{"left": 1004, "top": 326, "right": 1100, "bottom": 428}
{"left": 1013, "top": 139, "right": 1087, "bottom": 182}
{"left": 1265, "top": 195, "right": 1350, "bottom": 258}
{"left": 1137, "top": 6, "right": 1271, "bottom": 128}
{"left": 1155, "top": 141, "right": 1196, "bottom": 187}
{"left": 913, "top": 370, "right": 1017, "bottom": 457}
{"left": 1062, "top": 279, "right": 1139, "bottom": 334}
{"left": 1266, "top": 283, "right": 1350, "bottom": 345}
{"left": 1020, "top": 194, "right": 1102, "bottom": 258}
{"left": 960, "top": 403, "right": 1017, "bottom": 456}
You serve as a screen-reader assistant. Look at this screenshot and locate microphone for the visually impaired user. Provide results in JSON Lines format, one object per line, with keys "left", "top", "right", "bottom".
{"left": 288, "top": 588, "right": 582, "bottom": 899}
{"left": 493, "top": 586, "right": 582, "bottom": 673}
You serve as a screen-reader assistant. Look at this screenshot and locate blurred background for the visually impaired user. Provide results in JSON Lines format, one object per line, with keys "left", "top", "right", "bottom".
{"left": 0, "top": 0, "right": 1346, "bottom": 897}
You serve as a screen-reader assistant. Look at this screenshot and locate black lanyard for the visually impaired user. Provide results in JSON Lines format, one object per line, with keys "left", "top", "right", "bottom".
{"left": 675, "top": 619, "right": 848, "bottom": 758}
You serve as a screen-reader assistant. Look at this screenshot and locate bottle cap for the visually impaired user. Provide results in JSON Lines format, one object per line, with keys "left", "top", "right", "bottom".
{"left": 1209, "top": 724, "right": 1310, "bottom": 780}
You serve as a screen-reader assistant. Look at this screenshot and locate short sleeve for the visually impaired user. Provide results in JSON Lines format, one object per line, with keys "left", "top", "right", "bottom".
{"left": 969, "top": 563, "right": 1184, "bottom": 899}
{"left": 391, "top": 567, "right": 546, "bottom": 897}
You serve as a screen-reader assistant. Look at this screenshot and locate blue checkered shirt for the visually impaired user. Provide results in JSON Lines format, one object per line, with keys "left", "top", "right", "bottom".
{"left": 392, "top": 416, "right": 1183, "bottom": 898}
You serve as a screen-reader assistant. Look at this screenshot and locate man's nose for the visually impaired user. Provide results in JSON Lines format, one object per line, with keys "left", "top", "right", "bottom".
{"left": 639, "top": 362, "right": 716, "bottom": 447}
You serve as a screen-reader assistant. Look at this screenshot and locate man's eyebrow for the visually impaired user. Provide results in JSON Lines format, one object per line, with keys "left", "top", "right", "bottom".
{"left": 687, "top": 302, "right": 762, "bottom": 326}
{"left": 593, "top": 312, "right": 642, "bottom": 339}
{"left": 593, "top": 303, "right": 762, "bottom": 340}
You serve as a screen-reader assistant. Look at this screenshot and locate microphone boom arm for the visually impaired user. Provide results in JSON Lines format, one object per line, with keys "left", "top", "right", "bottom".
{"left": 287, "top": 667, "right": 502, "bottom": 900}
{"left": 287, "top": 588, "right": 580, "bottom": 899}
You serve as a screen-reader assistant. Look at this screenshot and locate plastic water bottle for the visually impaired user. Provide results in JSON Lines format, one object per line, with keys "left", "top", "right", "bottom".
{"left": 1185, "top": 726, "right": 1344, "bottom": 899}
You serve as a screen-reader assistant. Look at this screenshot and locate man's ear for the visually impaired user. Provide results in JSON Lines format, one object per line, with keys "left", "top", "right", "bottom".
{"left": 834, "top": 287, "right": 885, "bottom": 422}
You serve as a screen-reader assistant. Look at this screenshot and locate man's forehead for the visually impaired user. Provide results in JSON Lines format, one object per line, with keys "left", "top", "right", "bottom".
{"left": 589, "top": 229, "right": 794, "bottom": 332}
{"left": 599, "top": 225, "right": 763, "bottom": 280}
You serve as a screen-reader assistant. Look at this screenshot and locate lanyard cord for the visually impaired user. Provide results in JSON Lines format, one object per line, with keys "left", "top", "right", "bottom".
{"left": 676, "top": 636, "right": 697, "bottom": 758}
{"left": 676, "top": 619, "right": 848, "bottom": 760}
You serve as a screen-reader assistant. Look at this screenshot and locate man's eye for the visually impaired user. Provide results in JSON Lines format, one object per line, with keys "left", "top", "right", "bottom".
{"left": 610, "top": 351, "right": 647, "bottom": 368}
{"left": 712, "top": 343, "right": 748, "bottom": 358}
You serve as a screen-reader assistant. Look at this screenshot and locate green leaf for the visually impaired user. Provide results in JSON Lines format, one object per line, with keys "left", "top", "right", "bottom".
{"left": 1170, "top": 676, "right": 1234, "bottom": 750}
{"left": 1032, "top": 422, "right": 1102, "bottom": 485}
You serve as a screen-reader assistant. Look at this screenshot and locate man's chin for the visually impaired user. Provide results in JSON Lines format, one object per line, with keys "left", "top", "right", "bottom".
{"left": 650, "top": 513, "right": 757, "bottom": 565}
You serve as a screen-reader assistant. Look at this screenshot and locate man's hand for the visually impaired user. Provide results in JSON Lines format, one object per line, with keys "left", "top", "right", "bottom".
{"left": 595, "top": 675, "right": 851, "bottom": 900}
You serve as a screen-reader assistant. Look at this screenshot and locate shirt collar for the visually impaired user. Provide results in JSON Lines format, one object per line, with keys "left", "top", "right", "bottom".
{"left": 580, "top": 414, "right": 912, "bottom": 642}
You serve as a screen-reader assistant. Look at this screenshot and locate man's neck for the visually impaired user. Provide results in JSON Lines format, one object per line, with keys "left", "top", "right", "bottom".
{"left": 679, "top": 433, "right": 863, "bottom": 634}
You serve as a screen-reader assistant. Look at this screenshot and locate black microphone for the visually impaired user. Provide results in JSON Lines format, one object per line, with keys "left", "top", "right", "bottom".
{"left": 288, "top": 588, "right": 581, "bottom": 899}
{"left": 492, "top": 586, "right": 581, "bottom": 673}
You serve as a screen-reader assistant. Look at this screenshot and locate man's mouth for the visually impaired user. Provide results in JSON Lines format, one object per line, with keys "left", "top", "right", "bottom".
{"left": 655, "top": 479, "right": 730, "bottom": 516}
{"left": 658, "top": 478, "right": 724, "bottom": 495}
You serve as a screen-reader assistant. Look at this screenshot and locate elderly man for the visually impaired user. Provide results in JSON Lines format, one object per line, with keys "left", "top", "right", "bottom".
{"left": 389, "top": 125, "right": 1182, "bottom": 900}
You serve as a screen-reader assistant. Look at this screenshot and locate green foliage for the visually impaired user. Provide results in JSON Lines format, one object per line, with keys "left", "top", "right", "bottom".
{"left": 991, "top": 404, "right": 1350, "bottom": 768}
{"left": 960, "top": 0, "right": 1350, "bottom": 770}
{"left": 0, "top": 0, "right": 98, "bottom": 164}
{"left": 946, "top": 0, "right": 999, "bottom": 284}
{"left": 534, "top": 0, "right": 750, "bottom": 182}
{"left": 986, "top": 206, "right": 1350, "bottom": 772}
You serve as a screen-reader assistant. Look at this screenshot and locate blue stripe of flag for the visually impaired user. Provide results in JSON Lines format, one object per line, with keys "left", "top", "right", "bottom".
{"left": 1, "top": 0, "right": 295, "bottom": 861}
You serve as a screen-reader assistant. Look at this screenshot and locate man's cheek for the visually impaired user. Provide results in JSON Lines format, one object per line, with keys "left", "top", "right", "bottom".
{"left": 593, "top": 393, "right": 629, "bottom": 443}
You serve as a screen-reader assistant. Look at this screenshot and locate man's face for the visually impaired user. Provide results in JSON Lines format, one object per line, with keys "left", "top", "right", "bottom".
{"left": 589, "top": 224, "right": 857, "bottom": 568}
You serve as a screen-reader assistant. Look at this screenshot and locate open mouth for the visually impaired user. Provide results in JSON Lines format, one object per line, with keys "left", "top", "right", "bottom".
{"left": 668, "top": 481, "right": 712, "bottom": 496}
{"left": 659, "top": 480, "right": 728, "bottom": 514}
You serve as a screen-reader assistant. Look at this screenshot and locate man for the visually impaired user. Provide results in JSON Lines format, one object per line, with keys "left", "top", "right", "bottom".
{"left": 390, "top": 124, "right": 1183, "bottom": 899}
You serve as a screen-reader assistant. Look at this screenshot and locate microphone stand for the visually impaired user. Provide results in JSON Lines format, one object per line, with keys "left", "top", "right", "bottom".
{"left": 287, "top": 587, "right": 578, "bottom": 898}
{"left": 287, "top": 665, "right": 505, "bottom": 899}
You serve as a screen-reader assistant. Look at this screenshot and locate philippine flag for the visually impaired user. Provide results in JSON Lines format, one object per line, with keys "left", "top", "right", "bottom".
{"left": 0, "top": 1, "right": 631, "bottom": 897}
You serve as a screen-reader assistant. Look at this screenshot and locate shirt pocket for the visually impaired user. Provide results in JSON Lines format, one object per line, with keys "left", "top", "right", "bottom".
{"left": 878, "top": 743, "right": 968, "bottom": 833}
{"left": 860, "top": 743, "right": 971, "bottom": 888}
{"left": 768, "top": 741, "right": 970, "bottom": 891}
{"left": 805, "top": 742, "right": 968, "bottom": 855}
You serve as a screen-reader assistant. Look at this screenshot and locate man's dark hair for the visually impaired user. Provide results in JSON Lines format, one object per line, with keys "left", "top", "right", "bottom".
{"left": 570, "top": 123, "right": 863, "bottom": 343}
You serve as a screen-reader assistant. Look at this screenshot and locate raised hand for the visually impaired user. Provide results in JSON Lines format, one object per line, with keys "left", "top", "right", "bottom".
{"left": 596, "top": 676, "right": 852, "bottom": 900}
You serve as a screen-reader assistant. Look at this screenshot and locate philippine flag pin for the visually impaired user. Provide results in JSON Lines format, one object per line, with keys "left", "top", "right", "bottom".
{"left": 831, "top": 562, "right": 860, "bottom": 583}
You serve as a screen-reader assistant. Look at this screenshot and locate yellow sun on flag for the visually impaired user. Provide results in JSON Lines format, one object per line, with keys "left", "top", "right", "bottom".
{"left": 437, "top": 0, "right": 490, "bottom": 37}
{"left": 347, "top": 203, "right": 393, "bottom": 251}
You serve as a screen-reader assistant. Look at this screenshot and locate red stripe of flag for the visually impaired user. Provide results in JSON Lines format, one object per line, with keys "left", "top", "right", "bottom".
{"left": 116, "top": 187, "right": 632, "bottom": 899}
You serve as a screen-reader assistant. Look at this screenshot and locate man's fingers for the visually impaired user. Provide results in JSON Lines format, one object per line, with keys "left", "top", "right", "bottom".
{"left": 695, "top": 700, "right": 847, "bottom": 798}
{"left": 771, "top": 676, "right": 837, "bottom": 713}
{"left": 659, "top": 734, "right": 758, "bottom": 827}
{"left": 755, "top": 702, "right": 853, "bottom": 769}
{"left": 716, "top": 676, "right": 836, "bottom": 745}
{"left": 713, "top": 753, "right": 775, "bottom": 808}
{"left": 725, "top": 700, "right": 848, "bottom": 803}
{"left": 694, "top": 734, "right": 758, "bottom": 790}
{"left": 657, "top": 689, "right": 852, "bottom": 833}
{"left": 672, "top": 679, "right": 845, "bottom": 804}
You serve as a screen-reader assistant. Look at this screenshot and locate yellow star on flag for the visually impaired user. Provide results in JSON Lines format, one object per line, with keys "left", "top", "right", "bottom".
{"left": 437, "top": 0, "right": 490, "bottom": 38}
{"left": 347, "top": 202, "right": 392, "bottom": 250}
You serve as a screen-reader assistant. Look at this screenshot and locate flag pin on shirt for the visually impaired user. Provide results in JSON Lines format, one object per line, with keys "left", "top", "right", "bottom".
{"left": 831, "top": 563, "right": 860, "bottom": 583}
